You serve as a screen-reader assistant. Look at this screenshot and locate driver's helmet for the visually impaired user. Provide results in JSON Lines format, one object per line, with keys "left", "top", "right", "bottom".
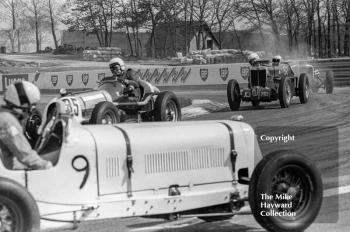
{"left": 272, "top": 55, "right": 282, "bottom": 66}
{"left": 109, "top": 57, "right": 126, "bottom": 76}
{"left": 248, "top": 53, "right": 260, "bottom": 66}
{"left": 4, "top": 81, "right": 40, "bottom": 110}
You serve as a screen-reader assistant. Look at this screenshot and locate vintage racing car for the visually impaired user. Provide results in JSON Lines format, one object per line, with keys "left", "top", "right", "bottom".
{"left": 44, "top": 78, "right": 181, "bottom": 124}
{"left": 0, "top": 100, "right": 323, "bottom": 232}
{"left": 228, "top": 60, "right": 310, "bottom": 110}
{"left": 289, "top": 62, "right": 334, "bottom": 94}
{"left": 23, "top": 78, "right": 182, "bottom": 147}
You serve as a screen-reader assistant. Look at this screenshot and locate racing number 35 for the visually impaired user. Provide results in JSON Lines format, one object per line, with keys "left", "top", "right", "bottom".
{"left": 62, "top": 98, "right": 80, "bottom": 116}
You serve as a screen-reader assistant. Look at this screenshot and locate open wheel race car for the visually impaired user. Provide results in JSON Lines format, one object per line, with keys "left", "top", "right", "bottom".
{"left": 0, "top": 101, "right": 323, "bottom": 232}
{"left": 23, "top": 78, "right": 181, "bottom": 147}
{"left": 289, "top": 62, "right": 334, "bottom": 94}
{"left": 47, "top": 78, "right": 180, "bottom": 124}
{"left": 227, "top": 60, "right": 311, "bottom": 110}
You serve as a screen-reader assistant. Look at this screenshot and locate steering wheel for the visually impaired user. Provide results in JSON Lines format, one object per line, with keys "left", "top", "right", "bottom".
{"left": 35, "top": 117, "right": 62, "bottom": 154}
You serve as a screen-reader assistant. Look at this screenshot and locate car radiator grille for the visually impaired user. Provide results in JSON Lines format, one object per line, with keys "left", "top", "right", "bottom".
{"left": 145, "top": 147, "right": 226, "bottom": 174}
{"left": 250, "top": 70, "right": 267, "bottom": 87}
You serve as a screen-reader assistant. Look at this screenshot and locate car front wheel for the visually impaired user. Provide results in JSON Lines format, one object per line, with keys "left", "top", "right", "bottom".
{"left": 0, "top": 177, "right": 40, "bottom": 232}
{"left": 154, "top": 91, "right": 181, "bottom": 122}
{"left": 227, "top": 79, "right": 241, "bottom": 111}
{"left": 279, "top": 76, "right": 292, "bottom": 108}
{"left": 89, "top": 101, "right": 120, "bottom": 124}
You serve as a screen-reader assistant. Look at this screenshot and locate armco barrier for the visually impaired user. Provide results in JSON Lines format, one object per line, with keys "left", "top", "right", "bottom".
{"left": 0, "top": 63, "right": 249, "bottom": 93}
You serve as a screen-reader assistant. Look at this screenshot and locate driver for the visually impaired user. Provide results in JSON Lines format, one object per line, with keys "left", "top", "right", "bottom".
{"left": 248, "top": 53, "right": 260, "bottom": 67}
{"left": 272, "top": 55, "right": 282, "bottom": 66}
{"left": 0, "top": 81, "right": 52, "bottom": 170}
{"left": 102, "top": 57, "right": 141, "bottom": 101}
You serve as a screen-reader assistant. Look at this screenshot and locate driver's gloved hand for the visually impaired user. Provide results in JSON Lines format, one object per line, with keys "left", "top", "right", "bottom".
{"left": 44, "top": 161, "right": 53, "bottom": 169}
{"left": 124, "top": 85, "right": 135, "bottom": 94}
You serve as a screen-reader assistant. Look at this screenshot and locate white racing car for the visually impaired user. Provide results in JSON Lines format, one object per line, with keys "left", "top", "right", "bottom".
{"left": 1, "top": 100, "right": 323, "bottom": 232}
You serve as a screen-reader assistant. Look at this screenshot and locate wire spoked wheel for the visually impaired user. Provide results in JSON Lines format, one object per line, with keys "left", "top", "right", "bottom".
{"left": 279, "top": 76, "right": 293, "bottom": 108}
{"left": 165, "top": 100, "right": 179, "bottom": 122}
{"left": 0, "top": 197, "right": 22, "bottom": 232}
{"left": 249, "top": 150, "right": 323, "bottom": 232}
{"left": 101, "top": 110, "right": 119, "bottom": 124}
{"left": 154, "top": 91, "right": 181, "bottom": 122}
{"left": 90, "top": 101, "right": 120, "bottom": 125}
{"left": 270, "top": 165, "right": 311, "bottom": 220}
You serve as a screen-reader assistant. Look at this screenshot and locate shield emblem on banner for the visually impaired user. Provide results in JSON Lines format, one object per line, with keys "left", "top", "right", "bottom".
{"left": 220, "top": 68, "right": 229, "bottom": 81}
{"left": 82, "top": 74, "right": 89, "bottom": 86}
{"left": 51, "top": 75, "right": 58, "bottom": 87}
{"left": 240, "top": 66, "right": 250, "bottom": 80}
{"left": 66, "top": 75, "right": 73, "bottom": 86}
{"left": 200, "top": 69, "right": 209, "bottom": 82}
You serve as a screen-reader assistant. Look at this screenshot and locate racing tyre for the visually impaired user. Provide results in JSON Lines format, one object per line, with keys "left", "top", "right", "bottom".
{"left": 0, "top": 177, "right": 40, "bottom": 232}
{"left": 154, "top": 91, "right": 181, "bottom": 122}
{"left": 24, "top": 109, "right": 42, "bottom": 148}
{"left": 298, "top": 73, "right": 310, "bottom": 104}
{"left": 325, "top": 70, "right": 334, "bottom": 94}
{"left": 227, "top": 79, "right": 241, "bottom": 111}
{"left": 89, "top": 101, "right": 120, "bottom": 124}
{"left": 279, "top": 76, "right": 292, "bottom": 108}
{"left": 249, "top": 150, "right": 323, "bottom": 232}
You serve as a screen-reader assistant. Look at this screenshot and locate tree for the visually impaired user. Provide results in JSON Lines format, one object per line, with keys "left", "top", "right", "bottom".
{"left": 191, "top": 0, "right": 215, "bottom": 50}
{"left": 64, "top": 0, "right": 120, "bottom": 47}
{"left": 280, "top": 0, "right": 302, "bottom": 52}
{"left": 0, "top": 0, "right": 23, "bottom": 52}
{"left": 119, "top": 0, "right": 149, "bottom": 56}
{"left": 213, "top": 0, "right": 235, "bottom": 49}
{"left": 23, "top": 0, "right": 49, "bottom": 52}
{"left": 301, "top": 0, "right": 317, "bottom": 55}
{"left": 48, "top": 0, "right": 58, "bottom": 49}
{"left": 344, "top": 0, "right": 350, "bottom": 56}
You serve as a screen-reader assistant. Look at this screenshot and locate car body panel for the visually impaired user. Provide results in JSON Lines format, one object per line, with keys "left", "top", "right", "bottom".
{"left": 0, "top": 115, "right": 262, "bottom": 229}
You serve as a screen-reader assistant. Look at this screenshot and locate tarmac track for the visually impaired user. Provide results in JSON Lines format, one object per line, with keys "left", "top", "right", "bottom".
{"left": 1, "top": 87, "right": 350, "bottom": 232}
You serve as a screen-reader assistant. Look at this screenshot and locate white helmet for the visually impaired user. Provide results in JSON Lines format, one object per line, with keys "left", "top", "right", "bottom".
{"left": 109, "top": 57, "right": 125, "bottom": 75}
{"left": 4, "top": 81, "right": 40, "bottom": 109}
{"left": 272, "top": 55, "right": 282, "bottom": 64}
{"left": 248, "top": 53, "right": 260, "bottom": 65}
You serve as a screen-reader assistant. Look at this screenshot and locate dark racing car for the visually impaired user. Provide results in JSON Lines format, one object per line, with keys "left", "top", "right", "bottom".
{"left": 227, "top": 60, "right": 310, "bottom": 110}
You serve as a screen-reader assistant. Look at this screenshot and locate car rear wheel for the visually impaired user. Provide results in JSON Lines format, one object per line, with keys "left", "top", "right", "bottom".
{"left": 227, "top": 79, "right": 241, "bottom": 111}
{"left": 154, "top": 91, "right": 181, "bottom": 122}
{"left": 89, "top": 101, "right": 120, "bottom": 124}
{"left": 325, "top": 70, "right": 334, "bottom": 94}
{"left": 249, "top": 150, "right": 323, "bottom": 232}
{"left": 298, "top": 73, "right": 310, "bottom": 104}
{"left": 0, "top": 177, "right": 40, "bottom": 232}
{"left": 279, "top": 76, "right": 292, "bottom": 108}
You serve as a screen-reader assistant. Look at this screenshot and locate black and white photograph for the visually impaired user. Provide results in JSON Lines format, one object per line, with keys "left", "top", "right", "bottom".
{"left": 0, "top": 0, "right": 349, "bottom": 231}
